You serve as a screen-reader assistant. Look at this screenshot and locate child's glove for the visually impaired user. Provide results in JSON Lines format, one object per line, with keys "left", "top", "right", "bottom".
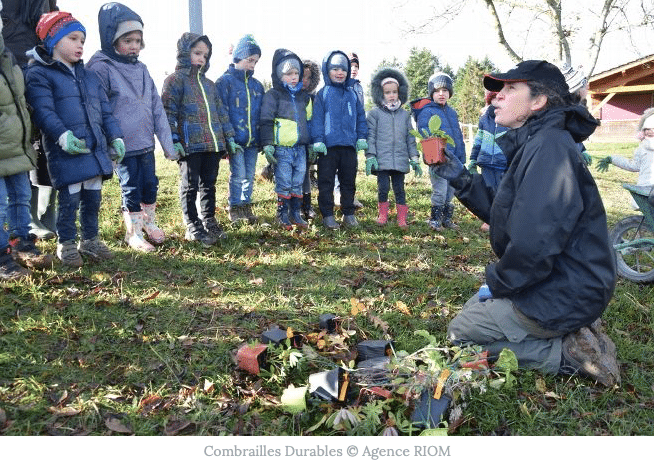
{"left": 307, "top": 145, "right": 317, "bottom": 163}
{"left": 262, "top": 145, "right": 276, "bottom": 165}
{"left": 596, "top": 156, "right": 612, "bottom": 173}
{"left": 228, "top": 138, "right": 244, "bottom": 156}
{"left": 409, "top": 159, "right": 423, "bottom": 177}
{"left": 365, "top": 157, "right": 378, "bottom": 176}
{"left": 581, "top": 150, "right": 592, "bottom": 166}
{"left": 313, "top": 142, "right": 327, "bottom": 155}
{"left": 174, "top": 142, "right": 187, "bottom": 158}
{"left": 58, "top": 130, "right": 90, "bottom": 154}
{"left": 478, "top": 283, "right": 492, "bottom": 302}
{"left": 356, "top": 139, "right": 368, "bottom": 152}
{"left": 110, "top": 138, "right": 125, "bottom": 163}
{"left": 467, "top": 159, "right": 478, "bottom": 174}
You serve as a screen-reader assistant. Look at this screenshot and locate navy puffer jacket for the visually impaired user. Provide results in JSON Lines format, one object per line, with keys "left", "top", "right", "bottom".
{"left": 25, "top": 47, "right": 122, "bottom": 189}
{"left": 216, "top": 63, "right": 264, "bottom": 148}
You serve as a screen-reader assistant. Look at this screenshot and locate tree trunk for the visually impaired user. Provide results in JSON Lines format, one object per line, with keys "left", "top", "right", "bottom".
{"left": 483, "top": 0, "right": 522, "bottom": 63}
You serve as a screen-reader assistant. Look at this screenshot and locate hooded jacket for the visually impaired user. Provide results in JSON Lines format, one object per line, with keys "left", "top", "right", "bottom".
{"left": 0, "top": 0, "right": 55, "bottom": 69}
{"left": 86, "top": 2, "right": 176, "bottom": 160}
{"left": 452, "top": 105, "right": 615, "bottom": 333}
{"left": 411, "top": 97, "right": 466, "bottom": 164}
{"left": 25, "top": 46, "right": 122, "bottom": 189}
{"left": 365, "top": 68, "right": 418, "bottom": 174}
{"left": 161, "top": 33, "right": 234, "bottom": 155}
{"left": 469, "top": 105, "right": 508, "bottom": 171}
{"left": 215, "top": 60, "right": 264, "bottom": 148}
{"left": 259, "top": 48, "right": 310, "bottom": 148}
{"left": 302, "top": 59, "right": 320, "bottom": 121}
{"left": 311, "top": 50, "right": 367, "bottom": 149}
{"left": 0, "top": 41, "right": 37, "bottom": 177}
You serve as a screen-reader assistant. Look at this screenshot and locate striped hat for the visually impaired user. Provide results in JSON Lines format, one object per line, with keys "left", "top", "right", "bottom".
{"left": 36, "top": 11, "right": 86, "bottom": 54}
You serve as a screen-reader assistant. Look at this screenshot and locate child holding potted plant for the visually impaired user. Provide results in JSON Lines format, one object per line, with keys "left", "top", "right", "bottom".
{"left": 410, "top": 72, "right": 465, "bottom": 231}
{"left": 365, "top": 68, "right": 422, "bottom": 228}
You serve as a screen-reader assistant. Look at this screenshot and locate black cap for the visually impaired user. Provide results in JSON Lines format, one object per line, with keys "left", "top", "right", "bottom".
{"left": 483, "top": 60, "right": 568, "bottom": 94}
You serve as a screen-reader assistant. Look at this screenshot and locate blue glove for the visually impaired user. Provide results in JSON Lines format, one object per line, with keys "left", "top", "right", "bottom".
{"left": 263, "top": 145, "right": 276, "bottom": 165}
{"left": 313, "top": 142, "right": 327, "bottom": 155}
{"left": 174, "top": 142, "right": 187, "bottom": 158}
{"left": 365, "top": 157, "right": 378, "bottom": 176}
{"left": 409, "top": 159, "right": 423, "bottom": 177}
{"left": 478, "top": 284, "right": 492, "bottom": 302}
{"left": 356, "top": 139, "right": 368, "bottom": 152}
{"left": 110, "top": 138, "right": 126, "bottom": 163}
{"left": 58, "top": 130, "right": 90, "bottom": 154}
{"left": 228, "top": 139, "right": 244, "bottom": 156}
{"left": 431, "top": 148, "right": 465, "bottom": 182}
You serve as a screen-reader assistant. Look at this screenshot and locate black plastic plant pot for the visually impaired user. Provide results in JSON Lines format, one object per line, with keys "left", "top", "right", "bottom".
{"left": 410, "top": 390, "right": 451, "bottom": 429}
{"left": 356, "top": 340, "right": 394, "bottom": 362}
{"left": 261, "top": 327, "right": 303, "bottom": 348}
{"left": 308, "top": 367, "right": 348, "bottom": 402}
{"left": 236, "top": 343, "right": 268, "bottom": 376}
{"left": 319, "top": 313, "right": 337, "bottom": 333}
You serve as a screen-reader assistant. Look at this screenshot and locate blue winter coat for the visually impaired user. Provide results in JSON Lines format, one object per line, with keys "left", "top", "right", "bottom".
{"left": 259, "top": 48, "right": 311, "bottom": 148}
{"left": 311, "top": 50, "right": 367, "bottom": 149}
{"left": 470, "top": 105, "right": 507, "bottom": 171}
{"left": 215, "top": 64, "right": 264, "bottom": 148}
{"left": 411, "top": 98, "right": 466, "bottom": 163}
{"left": 25, "top": 47, "right": 122, "bottom": 189}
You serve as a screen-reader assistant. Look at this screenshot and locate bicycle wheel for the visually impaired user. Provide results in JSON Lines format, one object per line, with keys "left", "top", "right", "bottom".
{"left": 610, "top": 215, "right": 654, "bottom": 283}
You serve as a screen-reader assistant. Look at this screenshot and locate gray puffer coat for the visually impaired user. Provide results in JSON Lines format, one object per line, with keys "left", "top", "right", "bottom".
{"left": 365, "top": 68, "right": 418, "bottom": 173}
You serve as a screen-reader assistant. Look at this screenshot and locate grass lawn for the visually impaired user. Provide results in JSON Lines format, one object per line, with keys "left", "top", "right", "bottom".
{"left": 1, "top": 141, "right": 653, "bottom": 436}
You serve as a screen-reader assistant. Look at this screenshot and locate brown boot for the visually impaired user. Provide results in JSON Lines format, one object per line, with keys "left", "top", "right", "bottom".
{"left": 561, "top": 323, "right": 620, "bottom": 387}
{"left": 13, "top": 234, "right": 55, "bottom": 269}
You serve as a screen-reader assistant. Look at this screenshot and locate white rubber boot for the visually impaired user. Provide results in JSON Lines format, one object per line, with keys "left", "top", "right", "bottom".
{"left": 123, "top": 211, "right": 155, "bottom": 252}
{"left": 141, "top": 203, "right": 165, "bottom": 244}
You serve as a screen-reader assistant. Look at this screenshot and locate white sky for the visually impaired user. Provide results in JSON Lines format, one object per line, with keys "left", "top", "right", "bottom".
{"left": 57, "top": 0, "right": 653, "bottom": 92}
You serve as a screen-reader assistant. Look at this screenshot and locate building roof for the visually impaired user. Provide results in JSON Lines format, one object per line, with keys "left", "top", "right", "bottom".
{"left": 589, "top": 54, "right": 654, "bottom": 94}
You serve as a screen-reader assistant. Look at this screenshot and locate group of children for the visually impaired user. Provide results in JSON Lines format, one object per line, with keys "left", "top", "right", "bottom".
{"left": 0, "top": 1, "right": 488, "bottom": 281}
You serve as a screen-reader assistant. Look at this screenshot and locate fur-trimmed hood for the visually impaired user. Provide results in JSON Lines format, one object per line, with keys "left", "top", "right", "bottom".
{"left": 303, "top": 59, "right": 320, "bottom": 95}
{"left": 370, "top": 68, "right": 409, "bottom": 107}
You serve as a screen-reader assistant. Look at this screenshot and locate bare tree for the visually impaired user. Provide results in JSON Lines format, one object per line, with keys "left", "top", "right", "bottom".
{"left": 401, "top": 0, "right": 653, "bottom": 76}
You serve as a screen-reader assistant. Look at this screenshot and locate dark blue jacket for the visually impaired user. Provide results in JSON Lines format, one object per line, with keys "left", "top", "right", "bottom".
{"left": 25, "top": 46, "right": 122, "bottom": 189}
{"left": 259, "top": 49, "right": 311, "bottom": 147}
{"left": 411, "top": 98, "right": 466, "bottom": 164}
{"left": 216, "top": 64, "right": 264, "bottom": 148}
{"left": 470, "top": 105, "right": 507, "bottom": 170}
{"left": 311, "top": 50, "right": 367, "bottom": 149}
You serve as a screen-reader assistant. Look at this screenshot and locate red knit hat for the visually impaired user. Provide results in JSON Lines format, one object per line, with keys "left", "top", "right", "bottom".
{"left": 36, "top": 11, "right": 86, "bottom": 54}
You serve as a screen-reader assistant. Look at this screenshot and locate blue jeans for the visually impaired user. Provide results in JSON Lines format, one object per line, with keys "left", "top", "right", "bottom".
{"left": 429, "top": 166, "right": 455, "bottom": 207}
{"left": 114, "top": 151, "right": 158, "bottom": 212}
{"left": 0, "top": 172, "right": 32, "bottom": 248}
{"left": 228, "top": 146, "right": 258, "bottom": 206}
{"left": 481, "top": 167, "right": 505, "bottom": 192}
{"left": 274, "top": 146, "right": 306, "bottom": 198}
{"left": 57, "top": 185, "right": 101, "bottom": 242}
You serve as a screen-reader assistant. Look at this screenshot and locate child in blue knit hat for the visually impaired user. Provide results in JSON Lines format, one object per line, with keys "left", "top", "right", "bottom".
{"left": 216, "top": 35, "right": 265, "bottom": 224}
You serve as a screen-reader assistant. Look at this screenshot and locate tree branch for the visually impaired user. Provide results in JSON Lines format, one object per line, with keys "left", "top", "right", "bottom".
{"left": 483, "top": 0, "right": 522, "bottom": 63}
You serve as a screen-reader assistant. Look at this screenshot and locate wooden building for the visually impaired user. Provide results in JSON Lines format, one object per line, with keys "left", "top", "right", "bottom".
{"left": 588, "top": 54, "right": 654, "bottom": 141}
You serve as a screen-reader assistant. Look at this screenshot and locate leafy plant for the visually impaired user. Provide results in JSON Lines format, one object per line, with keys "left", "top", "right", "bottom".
{"left": 409, "top": 114, "right": 456, "bottom": 149}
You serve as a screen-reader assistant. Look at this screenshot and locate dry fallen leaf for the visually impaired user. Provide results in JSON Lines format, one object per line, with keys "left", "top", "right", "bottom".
{"left": 249, "top": 277, "right": 263, "bottom": 285}
{"left": 164, "top": 419, "right": 192, "bottom": 436}
{"left": 48, "top": 406, "right": 80, "bottom": 416}
{"left": 141, "top": 290, "right": 160, "bottom": 302}
{"left": 395, "top": 300, "right": 411, "bottom": 315}
{"left": 105, "top": 416, "right": 132, "bottom": 434}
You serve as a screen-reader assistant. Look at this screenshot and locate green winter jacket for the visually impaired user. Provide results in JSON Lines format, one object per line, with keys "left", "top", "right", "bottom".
{"left": 0, "top": 40, "right": 36, "bottom": 177}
